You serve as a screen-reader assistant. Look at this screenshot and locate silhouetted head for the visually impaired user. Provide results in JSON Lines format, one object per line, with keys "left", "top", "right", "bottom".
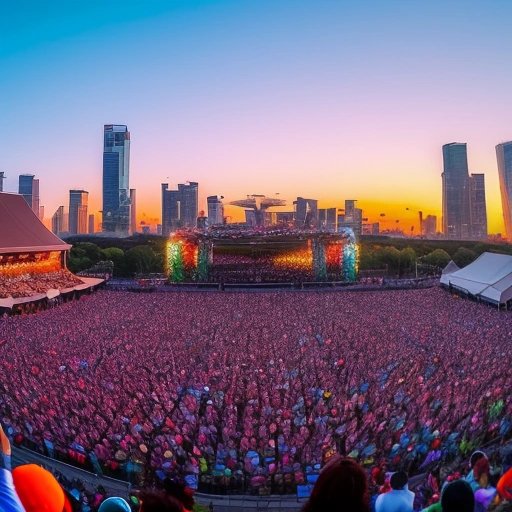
{"left": 302, "top": 457, "right": 370, "bottom": 512}
{"left": 441, "top": 480, "right": 474, "bottom": 512}
{"left": 390, "top": 471, "right": 408, "bottom": 490}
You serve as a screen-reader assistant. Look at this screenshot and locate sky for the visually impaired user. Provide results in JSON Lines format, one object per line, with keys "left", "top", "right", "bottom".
{"left": 1, "top": 0, "right": 512, "bottom": 234}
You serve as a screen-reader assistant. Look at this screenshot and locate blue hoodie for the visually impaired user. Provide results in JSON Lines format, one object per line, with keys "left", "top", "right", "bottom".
{"left": 0, "top": 468, "right": 26, "bottom": 512}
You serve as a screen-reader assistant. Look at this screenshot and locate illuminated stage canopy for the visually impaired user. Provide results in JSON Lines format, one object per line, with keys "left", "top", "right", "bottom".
{"left": 167, "top": 228, "right": 358, "bottom": 284}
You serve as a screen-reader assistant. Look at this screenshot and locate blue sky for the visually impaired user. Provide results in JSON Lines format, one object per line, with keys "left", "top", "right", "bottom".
{"left": 1, "top": 0, "right": 512, "bottom": 231}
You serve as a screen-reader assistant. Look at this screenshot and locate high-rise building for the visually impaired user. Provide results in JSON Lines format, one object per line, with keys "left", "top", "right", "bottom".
{"left": 207, "top": 195, "right": 224, "bottom": 226}
{"left": 51, "top": 206, "right": 66, "bottom": 235}
{"left": 338, "top": 200, "right": 363, "bottom": 237}
{"left": 496, "top": 141, "right": 512, "bottom": 240}
{"left": 130, "top": 188, "right": 137, "bottom": 234}
{"left": 423, "top": 215, "right": 437, "bottom": 237}
{"left": 294, "top": 197, "right": 318, "bottom": 229}
{"left": 318, "top": 208, "right": 337, "bottom": 231}
{"left": 39, "top": 205, "right": 44, "bottom": 221}
{"left": 88, "top": 214, "right": 95, "bottom": 234}
{"left": 18, "top": 174, "right": 40, "bottom": 216}
{"left": 0, "top": 172, "right": 5, "bottom": 192}
{"left": 276, "top": 211, "right": 295, "bottom": 226}
{"left": 69, "top": 189, "right": 89, "bottom": 235}
{"left": 161, "top": 182, "right": 199, "bottom": 236}
{"left": 102, "top": 124, "right": 131, "bottom": 235}
{"left": 442, "top": 143, "right": 471, "bottom": 239}
{"left": 469, "top": 173, "right": 487, "bottom": 240}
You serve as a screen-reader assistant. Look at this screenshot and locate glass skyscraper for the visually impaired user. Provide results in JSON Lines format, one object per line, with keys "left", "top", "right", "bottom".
{"left": 69, "top": 189, "right": 89, "bottom": 235}
{"left": 18, "top": 174, "right": 40, "bottom": 217}
{"left": 442, "top": 143, "right": 471, "bottom": 239}
{"left": 161, "top": 182, "right": 199, "bottom": 236}
{"left": 496, "top": 142, "right": 512, "bottom": 240}
{"left": 102, "top": 124, "right": 131, "bottom": 235}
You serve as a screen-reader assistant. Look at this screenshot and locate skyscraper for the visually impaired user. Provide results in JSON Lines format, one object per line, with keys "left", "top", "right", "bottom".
{"left": 207, "top": 195, "right": 224, "bottom": 226}
{"left": 496, "top": 141, "right": 512, "bottom": 240}
{"left": 294, "top": 197, "right": 318, "bottom": 228}
{"left": 318, "top": 208, "right": 337, "bottom": 231}
{"left": 69, "top": 189, "right": 89, "bottom": 235}
{"left": 0, "top": 172, "right": 5, "bottom": 192}
{"left": 51, "top": 206, "right": 66, "bottom": 235}
{"left": 130, "top": 188, "right": 137, "bottom": 234}
{"left": 102, "top": 124, "right": 131, "bottom": 235}
{"left": 161, "top": 182, "right": 199, "bottom": 236}
{"left": 88, "top": 214, "right": 95, "bottom": 234}
{"left": 469, "top": 174, "right": 487, "bottom": 240}
{"left": 18, "top": 174, "right": 40, "bottom": 216}
{"left": 442, "top": 143, "right": 471, "bottom": 239}
{"left": 423, "top": 215, "right": 437, "bottom": 237}
{"left": 338, "top": 199, "right": 363, "bottom": 237}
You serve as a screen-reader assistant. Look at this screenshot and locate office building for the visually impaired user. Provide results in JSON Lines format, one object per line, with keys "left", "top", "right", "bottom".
{"left": 130, "top": 188, "right": 137, "bottom": 234}
{"left": 39, "top": 206, "right": 44, "bottom": 221}
{"left": 318, "top": 208, "right": 337, "bottom": 231}
{"left": 423, "top": 215, "right": 437, "bottom": 237}
{"left": 469, "top": 173, "right": 487, "bottom": 240}
{"left": 18, "top": 174, "right": 40, "bottom": 216}
{"left": 338, "top": 199, "right": 363, "bottom": 237}
{"left": 207, "top": 195, "right": 224, "bottom": 226}
{"left": 442, "top": 143, "right": 471, "bottom": 239}
{"left": 88, "top": 214, "right": 95, "bottom": 234}
{"left": 161, "top": 182, "right": 198, "bottom": 236}
{"left": 69, "top": 189, "right": 89, "bottom": 235}
{"left": 0, "top": 172, "right": 5, "bottom": 192}
{"left": 496, "top": 141, "right": 512, "bottom": 240}
{"left": 294, "top": 197, "right": 318, "bottom": 229}
{"left": 276, "top": 211, "right": 295, "bottom": 226}
{"left": 102, "top": 124, "right": 131, "bottom": 235}
{"left": 51, "top": 206, "right": 66, "bottom": 235}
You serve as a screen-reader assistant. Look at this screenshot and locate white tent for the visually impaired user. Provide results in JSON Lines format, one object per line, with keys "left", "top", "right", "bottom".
{"left": 440, "top": 252, "right": 512, "bottom": 305}
{"left": 442, "top": 260, "right": 460, "bottom": 275}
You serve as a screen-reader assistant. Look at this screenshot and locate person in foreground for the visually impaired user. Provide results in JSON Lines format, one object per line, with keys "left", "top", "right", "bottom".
{"left": 375, "top": 471, "right": 415, "bottom": 512}
{"left": 0, "top": 425, "right": 25, "bottom": 512}
{"left": 301, "top": 456, "right": 370, "bottom": 512}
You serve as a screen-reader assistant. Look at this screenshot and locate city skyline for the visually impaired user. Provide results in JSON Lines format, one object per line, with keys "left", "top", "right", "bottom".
{"left": 2, "top": 1, "right": 512, "bottom": 234}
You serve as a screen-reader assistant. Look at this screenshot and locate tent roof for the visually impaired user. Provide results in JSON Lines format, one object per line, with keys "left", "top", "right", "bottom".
{"left": 442, "top": 260, "right": 460, "bottom": 275}
{"left": 440, "top": 252, "right": 512, "bottom": 304}
{"left": 0, "top": 192, "right": 71, "bottom": 254}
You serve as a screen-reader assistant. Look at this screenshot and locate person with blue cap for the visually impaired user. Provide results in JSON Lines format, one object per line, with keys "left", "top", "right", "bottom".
{"left": 98, "top": 496, "right": 132, "bottom": 512}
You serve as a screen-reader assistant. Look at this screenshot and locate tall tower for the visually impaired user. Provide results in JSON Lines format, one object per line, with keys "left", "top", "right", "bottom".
{"left": 161, "top": 182, "right": 199, "bottom": 236}
{"left": 18, "top": 174, "right": 40, "bottom": 216}
{"left": 102, "top": 124, "right": 131, "bottom": 235}
{"left": 130, "top": 188, "right": 137, "bottom": 234}
{"left": 207, "top": 196, "right": 224, "bottom": 226}
{"left": 69, "top": 189, "right": 89, "bottom": 235}
{"left": 442, "top": 143, "right": 470, "bottom": 239}
{"left": 469, "top": 174, "right": 487, "bottom": 240}
{"left": 0, "top": 172, "right": 5, "bottom": 192}
{"left": 52, "top": 206, "right": 65, "bottom": 235}
{"left": 496, "top": 141, "right": 512, "bottom": 240}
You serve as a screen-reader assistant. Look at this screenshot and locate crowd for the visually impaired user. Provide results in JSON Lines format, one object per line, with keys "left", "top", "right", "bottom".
{"left": 0, "top": 287, "right": 511, "bottom": 507}
{"left": 0, "top": 269, "right": 83, "bottom": 299}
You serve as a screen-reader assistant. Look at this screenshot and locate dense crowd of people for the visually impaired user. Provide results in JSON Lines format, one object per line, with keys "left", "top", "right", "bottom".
{"left": 0, "top": 286, "right": 511, "bottom": 510}
{"left": 0, "top": 269, "right": 83, "bottom": 299}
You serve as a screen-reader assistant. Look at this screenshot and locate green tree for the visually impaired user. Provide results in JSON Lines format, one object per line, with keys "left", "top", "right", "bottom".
{"left": 125, "top": 245, "right": 160, "bottom": 275}
{"left": 399, "top": 247, "right": 417, "bottom": 276}
{"left": 375, "top": 246, "right": 401, "bottom": 275}
{"left": 73, "top": 242, "right": 102, "bottom": 263}
{"left": 452, "top": 247, "right": 477, "bottom": 267}
{"left": 101, "top": 247, "right": 125, "bottom": 276}
{"left": 422, "top": 248, "right": 451, "bottom": 269}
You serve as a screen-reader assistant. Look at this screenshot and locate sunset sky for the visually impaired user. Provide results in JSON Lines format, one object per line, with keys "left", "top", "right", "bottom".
{"left": 1, "top": 0, "right": 512, "bottom": 234}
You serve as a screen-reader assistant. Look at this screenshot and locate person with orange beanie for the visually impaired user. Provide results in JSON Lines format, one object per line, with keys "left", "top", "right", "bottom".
{"left": 12, "top": 464, "right": 74, "bottom": 512}
{"left": 0, "top": 424, "right": 26, "bottom": 512}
